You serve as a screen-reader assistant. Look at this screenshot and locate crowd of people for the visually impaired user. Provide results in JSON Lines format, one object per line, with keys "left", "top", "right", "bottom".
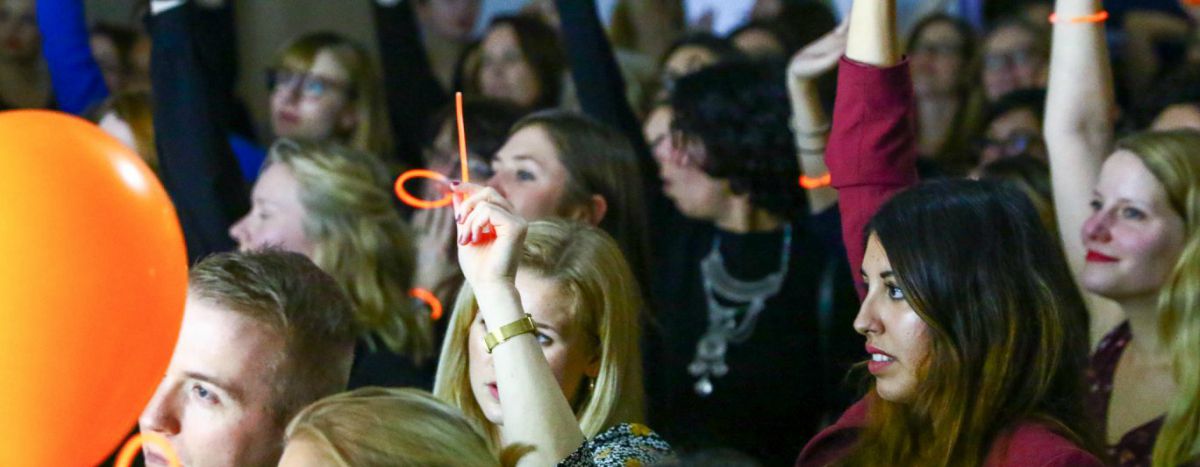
{"left": 8, "top": 0, "right": 1200, "bottom": 464}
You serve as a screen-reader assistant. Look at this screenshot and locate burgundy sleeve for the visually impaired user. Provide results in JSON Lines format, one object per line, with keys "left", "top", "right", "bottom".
{"left": 826, "top": 57, "right": 919, "bottom": 299}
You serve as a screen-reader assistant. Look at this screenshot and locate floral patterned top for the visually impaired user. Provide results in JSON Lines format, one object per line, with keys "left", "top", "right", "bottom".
{"left": 558, "top": 423, "right": 674, "bottom": 467}
{"left": 1085, "top": 322, "right": 1164, "bottom": 467}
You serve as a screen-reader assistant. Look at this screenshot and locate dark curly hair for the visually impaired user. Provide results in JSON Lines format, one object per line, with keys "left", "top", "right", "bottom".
{"left": 669, "top": 61, "right": 804, "bottom": 220}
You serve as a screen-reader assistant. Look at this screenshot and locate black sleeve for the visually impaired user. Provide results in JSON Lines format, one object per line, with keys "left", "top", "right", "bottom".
{"left": 374, "top": 0, "right": 450, "bottom": 170}
{"left": 555, "top": 0, "right": 673, "bottom": 221}
{"left": 149, "top": 3, "right": 248, "bottom": 263}
{"left": 188, "top": 1, "right": 256, "bottom": 140}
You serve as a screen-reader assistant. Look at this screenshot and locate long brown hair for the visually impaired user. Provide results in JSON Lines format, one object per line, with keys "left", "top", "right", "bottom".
{"left": 842, "top": 180, "right": 1097, "bottom": 465}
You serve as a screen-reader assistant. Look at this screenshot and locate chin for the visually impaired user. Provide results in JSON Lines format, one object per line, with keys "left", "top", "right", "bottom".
{"left": 874, "top": 380, "right": 916, "bottom": 404}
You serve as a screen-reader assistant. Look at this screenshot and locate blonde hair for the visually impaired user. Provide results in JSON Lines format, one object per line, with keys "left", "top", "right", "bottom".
{"left": 275, "top": 32, "right": 393, "bottom": 157}
{"left": 284, "top": 387, "right": 520, "bottom": 467}
{"left": 433, "top": 219, "right": 645, "bottom": 445}
{"left": 1117, "top": 131, "right": 1200, "bottom": 467}
{"left": 268, "top": 139, "right": 433, "bottom": 362}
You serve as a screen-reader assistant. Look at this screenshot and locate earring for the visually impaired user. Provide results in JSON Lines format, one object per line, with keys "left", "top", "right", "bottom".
{"left": 588, "top": 378, "right": 596, "bottom": 392}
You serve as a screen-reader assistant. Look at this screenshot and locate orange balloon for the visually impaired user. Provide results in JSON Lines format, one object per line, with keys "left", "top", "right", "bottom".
{"left": 0, "top": 110, "right": 188, "bottom": 465}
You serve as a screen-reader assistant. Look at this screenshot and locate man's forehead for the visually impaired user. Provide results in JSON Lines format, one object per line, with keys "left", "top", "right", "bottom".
{"left": 170, "top": 299, "right": 286, "bottom": 397}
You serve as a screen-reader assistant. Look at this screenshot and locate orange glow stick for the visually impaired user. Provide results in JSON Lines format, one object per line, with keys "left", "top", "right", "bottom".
{"left": 799, "top": 173, "right": 832, "bottom": 189}
{"left": 456, "top": 92, "right": 469, "bottom": 183}
{"left": 395, "top": 169, "right": 453, "bottom": 209}
{"left": 116, "top": 432, "right": 179, "bottom": 467}
{"left": 1048, "top": 10, "right": 1108, "bottom": 23}
{"left": 410, "top": 288, "right": 444, "bottom": 321}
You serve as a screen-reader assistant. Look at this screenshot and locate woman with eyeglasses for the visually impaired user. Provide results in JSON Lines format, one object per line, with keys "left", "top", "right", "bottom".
{"left": 906, "top": 14, "right": 984, "bottom": 174}
{"left": 980, "top": 17, "right": 1049, "bottom": 102}
{"left": 268, "top": 32, "right": 393, "bottom": 159}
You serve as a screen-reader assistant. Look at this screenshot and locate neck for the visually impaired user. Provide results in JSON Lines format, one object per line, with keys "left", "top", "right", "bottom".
{"left": 713, "top": 196, "right": 783, "bottom": 234}
{"left": 916, "top": 94, "right": 960, "bottom": 154}
{"left": 1121, "top": 294, "right": 1169, "bottom": 359}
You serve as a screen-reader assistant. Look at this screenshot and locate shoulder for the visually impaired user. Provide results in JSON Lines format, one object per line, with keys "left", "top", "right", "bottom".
{"left": 988, "top": 422, "right": 1104, "bottom": 467}
{"left": 558, "top": 423, "right": 674, "bottom": 467}
{"left": 795, "top": 398, "right": 870, "bottom": 467}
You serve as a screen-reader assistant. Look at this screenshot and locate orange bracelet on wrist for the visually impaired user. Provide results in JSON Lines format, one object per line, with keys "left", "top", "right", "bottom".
{"left": 1048, "top": 10, "right": 1109, "bottom": 24}
{"left": 799, "top": 173, "right": 832, "bottom": 190}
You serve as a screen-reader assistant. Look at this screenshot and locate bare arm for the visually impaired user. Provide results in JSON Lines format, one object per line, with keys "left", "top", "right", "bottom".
{"left": 1043, "top": 0, "right": 1123, "bottom": 343}
{"left": 788, "top": 22, "right": 848, "bottom": 215}
{"left": 845, "top": 0, "right": 899, "bottom": 67}
{"left": 453, "top": 186, "right": 587, "bottom": 466}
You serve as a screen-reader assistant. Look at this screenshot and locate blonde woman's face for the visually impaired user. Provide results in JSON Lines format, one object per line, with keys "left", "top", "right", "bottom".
{"left": 230, "top": 163, "right": 316, "bottom": 257}
{"left": 277, "top": 437, "right": 337, "bottom": 467}
{"left": 1080, "top": 151, "right": 1187, "bottom": 300}
{"left": 467, "top": 271, "right": 599, "bottom": 426}
{"left": 854, "top": 235, "right": 930, "bottom": 403}
{"left": 270, "top": 49, "right": 357, "bottom": 144}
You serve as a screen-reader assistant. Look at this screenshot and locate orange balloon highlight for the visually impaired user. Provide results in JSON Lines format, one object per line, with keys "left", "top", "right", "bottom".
{"left": 0, "top": 110, "right": 188, "bottom": 465}
{"left": 456, "top": 92, "right": 470, "bottom": 183}
{"left": 410, "top": 288, "right": 444, "bottom": 321}
{"left": 115, "top": 432, "right": 180, "bottom": 467}
{"left": 395, "top": 169, "right": 453, "bottom": 209}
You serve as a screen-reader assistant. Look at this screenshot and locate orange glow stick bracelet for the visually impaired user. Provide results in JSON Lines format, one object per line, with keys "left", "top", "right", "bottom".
{"left": 395, "top": 92, "right": 471, "bottom": 209}
{"left": 410, "top": 287, "right": 444, "bottom": 321}
{"left": 116, "top": 432, "right": 180, "bottom": 467}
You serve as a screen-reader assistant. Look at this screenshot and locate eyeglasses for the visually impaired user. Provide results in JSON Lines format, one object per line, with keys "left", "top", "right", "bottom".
{"left": 983, "top": 49, "right": 1040, "bottom": 71}
{"left": 910, "top": 42, "right": 964, "bottom": 58}
{"left": 266, "top": 68, "right": 354, "bottom": 99}
{"left": 975, "top": 131, "right": 1040, "bottom": 157}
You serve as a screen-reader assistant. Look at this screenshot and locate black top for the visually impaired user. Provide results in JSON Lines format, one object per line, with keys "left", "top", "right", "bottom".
{"left": 348, "top": 338, "right": 436, "bottom": 390}
{"left": 556, "top": 1, "right": 861, "bottom": 463}
{"left": 373, "top": 0, "right": 451, "bottom": 171}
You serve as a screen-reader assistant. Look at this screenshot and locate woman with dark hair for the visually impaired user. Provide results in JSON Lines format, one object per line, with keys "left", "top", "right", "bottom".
{"left": 472, "top": 14, "right": 565, "bottom": 111}
{"left": 553, "top": 2, "right": 857, "bottom": 462}
{"left": 906, "top": 14, "right": 984, "bottom": 170}
{"left": 795, "top": 0, "right": 1102, "bottom": 465}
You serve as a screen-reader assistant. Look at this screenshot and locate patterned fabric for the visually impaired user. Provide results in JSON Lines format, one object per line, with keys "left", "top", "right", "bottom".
{"left": 558, "top": 423, "right": 673, "bottom": 467}
{"left": 1085, "top": 321, "right": 1165, "bottom": 467}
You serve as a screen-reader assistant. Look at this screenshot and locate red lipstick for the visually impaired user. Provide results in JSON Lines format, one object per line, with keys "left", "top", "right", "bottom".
{"left": 1086, "top": 250, "right": 1118, "bottom": 263}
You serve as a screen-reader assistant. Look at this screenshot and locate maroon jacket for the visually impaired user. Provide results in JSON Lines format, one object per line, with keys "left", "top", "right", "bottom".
{"left": 796, "top": 398, "right": 1103, "bottom": 466}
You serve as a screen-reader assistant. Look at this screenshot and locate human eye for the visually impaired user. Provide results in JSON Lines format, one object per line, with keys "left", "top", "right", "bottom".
{"left": 303, "top": 78, "right": 327, "bottom": 97}
{"left": 535, "top": 332, "right": 553, "bottom": 346}
{"left": 516, "top": 169, "right": 536, "bottom": 182}
{"left": 191, "top": 383, "right": 220, "bottom": 405}
{"left": 1089, "top": 199, "right": 1103, "bottom": 211}
{"left": 1121, "top": 206, "right": 1146, "bottom": 220}
{"left": 885, "top": 283, "right": 906, "bottom": 300}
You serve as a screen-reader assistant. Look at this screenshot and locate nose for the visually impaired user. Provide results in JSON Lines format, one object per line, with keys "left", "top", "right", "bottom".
{"left": 853, "top": 289, "right": 882, "bottom": 337}
{"left": 486, "top": 173, "right": 508, "bottom": 198}
{"left": 229, "top": 214, "right": 249, "bottom": 248}
{"left": 139, "top": 381, "right": 181, "bottom": 437}
{"left": 1082, "top": 209, "right": 1114, "bottom": 243}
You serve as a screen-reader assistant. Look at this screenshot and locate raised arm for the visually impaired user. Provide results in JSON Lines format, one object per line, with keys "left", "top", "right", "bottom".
{"left": 452, "top": 185, "right": 587, "bottom": 466}
{"left": 149, "top": 0, "right": 248, "bottom": 263}
{"left": 827, "top": 0, "right": 918, "bottom": 298}
{"left": 555, "top": 0, "right": 649, "bottom": 162}
{"left": 373, "top": 0, "right": 450, "bottom": 170}
{"left": 787, "top": 22, "right": 848, "bottom": 215}
{"left": 37, "top": 0, "right": 109, "bottom": 114}
{"left": 1043, "top": 0, "right": 1122, "bottom": 343}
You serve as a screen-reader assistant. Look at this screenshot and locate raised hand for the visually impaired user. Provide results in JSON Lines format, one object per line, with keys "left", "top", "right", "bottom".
{"left": 788, "top": 21, "right": 850, "bottom": 85}
{"left": 451, "top": 183, "right": 528, "bottom": 291}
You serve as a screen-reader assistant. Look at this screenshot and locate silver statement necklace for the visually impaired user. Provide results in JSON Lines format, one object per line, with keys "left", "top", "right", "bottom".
{"left": 688, "top": 225, "right": 792, "bottom": 396}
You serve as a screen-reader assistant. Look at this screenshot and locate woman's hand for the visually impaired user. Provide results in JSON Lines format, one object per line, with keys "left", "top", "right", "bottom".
{"left": 452, "top": 183, "right": 528, "bottom": 291}
{"left": 788, "top": 21, "right": 849, "bottom": 86}
{"left": 411, "top": 191, "right": 460, "bottom": 296}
